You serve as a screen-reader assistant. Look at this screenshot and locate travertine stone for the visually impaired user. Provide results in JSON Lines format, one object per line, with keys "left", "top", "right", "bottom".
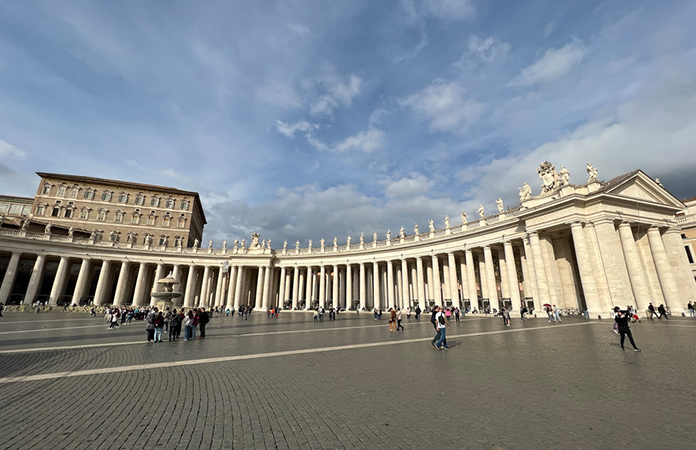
{"left": 617, "top": 222, "right": 651, "bottom": 309}
{"left": 113, "top": 261, "right": 130, "bottom": 306}
{"left": 49, "top": 256, "right": 69, "bottom": 306}
{"left": 570, "top": 223, "right": 600, "bottom": 314}
{"left": 594, "top": 220, "right": 633, "bottom": 306}
{"left": 503, "top": 241, "right": 521, "bottom": 313}
{"left": 647, "top": 227, "right": 680, "bottom": 308}
{"left": 24, "top": 254, "right": 46, "bottom": 305}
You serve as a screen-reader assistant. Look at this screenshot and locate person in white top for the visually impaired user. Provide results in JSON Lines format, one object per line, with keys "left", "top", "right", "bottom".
{"left": 434, "top": 306, "right": 450, "bottom": 350}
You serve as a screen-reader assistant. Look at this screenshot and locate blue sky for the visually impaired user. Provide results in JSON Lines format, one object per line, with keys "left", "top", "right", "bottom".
{"left": 1, "top": 0, "right": 695, "bottom": 245}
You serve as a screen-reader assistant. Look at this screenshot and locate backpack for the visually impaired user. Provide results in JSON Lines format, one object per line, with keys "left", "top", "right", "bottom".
{"left": 438, "top": 314, "right": 446, "bottom": 325}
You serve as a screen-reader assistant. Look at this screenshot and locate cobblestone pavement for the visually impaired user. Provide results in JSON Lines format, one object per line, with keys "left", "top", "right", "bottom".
{"left": 1, "top": 311, "right": 695, "bottom": 449}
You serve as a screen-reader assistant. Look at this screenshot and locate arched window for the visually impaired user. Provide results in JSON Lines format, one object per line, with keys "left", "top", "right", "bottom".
{"left": 110, "top": 231, "right": 120, "bottom": 243}
{"left": 42, "top": 184, "right": 52, "bottom": 195}
{"left": 52, "top": 206, "right": 61, "bottom": 217}
{"left": 64, "top": 208, "right": 73, "bottom": 218}
{"left": 163, "top": 214, "right": 171, "bottom": 227}
{"left": 178, "top": 216, "right": 187, "bottom": 228}
{"left": 148, "top": 214, "right": 156, "bottom": 226}
{"left": 80, "top": 208, "right": 90, "bottom": 220}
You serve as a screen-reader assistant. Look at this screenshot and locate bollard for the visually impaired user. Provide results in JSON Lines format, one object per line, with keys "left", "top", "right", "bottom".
{"left": 597, "top": 315, "right": 602, "bottom": 320}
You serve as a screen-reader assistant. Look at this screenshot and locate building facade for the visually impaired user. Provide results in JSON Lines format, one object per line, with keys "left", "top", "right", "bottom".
{"left": 1, "top": 163, "right": 695, "bottom": 318}
{"left": 31, "top": 173, "right": 206, "bottom": 248}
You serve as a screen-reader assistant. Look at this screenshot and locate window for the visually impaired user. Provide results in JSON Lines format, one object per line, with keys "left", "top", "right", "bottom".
{"left": 64, "top": 208, "right": 72, "bottom": 218}
{"left": 180, "top": 199, "right": 189, "bottom": 210}
{"left": 118, "top": 193, "right": 128, "bottom": 204}
{"left": 174, "top": 236, "right": 182, "bottom": 247}
{"left": 36, "top": 205, "right": 45, "bottom": 216}
{"left": 84, "top": 190, "right": 94, "bottom": 200}
{"left": 57, "top": 185, "right": 67, "bottom": 196}
{"left": 101, "top": 191, "right": 112, "bottom": 202}
{"left": 131, "top": 214, "right": 140, "bottom": 224}
{"left": 150, "top": 196, "right": 160, "bottom": 207}
{"left": 97, "top": 210, "right": 107, "bottom": 221}
{"left": 686, "top": 245, "right": 694, "bottom": 264}
{"left": 110, "top": 232, "right": 120, "bottom": 243}
{"left": 114, "top": 211, "right": 124, "bottom": 223}
{"left": 80, "top": 209, "right": 90, "bottom": 220}
{"left": 42, "top": 185, "right": 51, "bottom": 195}
{"left": 159, "top": 236, "right": 168, "bottom": 246}
{"left": 134, "top": 194, "right": 145, "bottom": 206}
{"left": 148, "top": 215, "right": 156, "bottom": 226}
{"left": 178, "top": 217, "right": 186, "bottom": 228}
{"left": 165, "top": 198, "right": 175, "bottom": 209}
{"left": 70, "top": 187, "right": 79, "bottom": 198}
{"left": 163, "top": 215, "right": 171, "bottom": 227}
{"left": 52, "top": 207, "right": 61, "bottom": 217}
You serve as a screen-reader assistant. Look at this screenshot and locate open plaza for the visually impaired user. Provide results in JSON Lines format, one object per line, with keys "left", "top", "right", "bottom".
{"left": 0, "top": 311, "right": 695, "bottom": 449}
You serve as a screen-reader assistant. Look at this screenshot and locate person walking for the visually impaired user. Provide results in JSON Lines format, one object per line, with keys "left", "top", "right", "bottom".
{"left": 153, "top": 310, "right": 164, "bottom": 342}
{"left": 614, "top": 307, "right": 641, "bottom": 352}
{"left": 689, "top": 301, "right": 695, "bottom": 319}
{"left": 434, "top": 306, "right": 450, "bottom": 350}
{"left": 430, "top": 305, "right": 441, "bottom": 348}
{"left": 198, "top": 307, "right": 209, "bottom": 339}
{"left": 552, "top": 305, "right": 562, "bottom": 323}
{"left": 396, "top": 308, "right": 405, "bottom": 331}
{"left": 657, "top": 304, "right": 669, "bottom": 320}
{"left": 454, "top": 307, "right": 460, "bottom": 323}
{"left": 109, "top": 311, "right": 120, "bottom": 329}
{"left": 648, "top": 303, "right": 657, "bottom": 320}
{"left": 388, "top": 308, "right": 397, "bottom": 331}
{"left": 501, "top": 307, "right": 511, "bottom": 327}
{"left": 415, "top": 306, "right": 421, "bottom": 322}
{"left": 406, "top": 307, "right": 411, "bottom": 321}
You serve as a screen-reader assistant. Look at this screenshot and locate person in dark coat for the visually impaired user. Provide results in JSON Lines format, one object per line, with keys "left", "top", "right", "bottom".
{"left": 614, "top": 307, "right": 641, "bottom": 352}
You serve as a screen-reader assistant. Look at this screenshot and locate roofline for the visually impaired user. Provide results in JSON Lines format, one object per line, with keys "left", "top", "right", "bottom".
{"left": 0, "top": 195, "right": 34, "bottom": 202}
{"left": 36, "top": 172, "right": 207, "bottom": 224}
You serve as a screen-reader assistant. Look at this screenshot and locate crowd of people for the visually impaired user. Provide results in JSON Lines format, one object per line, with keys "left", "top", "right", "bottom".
{"left": 102, "top": 305, "right": 212, "bottom": 342}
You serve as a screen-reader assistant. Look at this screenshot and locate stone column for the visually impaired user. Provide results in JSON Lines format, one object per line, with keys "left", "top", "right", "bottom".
{"left": 226, "top": 265, "right": 237, "bottom": 309}
{"left": 662, "top": 228, "right": 696, "bottom": 301}
{"left": 447, "top": 253, "right": 460, "bottom": 309}
{"left": 292, "top": 266, "right": 300, "bottom": 309}
{"left": 442, "top": 257, "right": 451, "bottom": 303}
{"left": 416, "top": 256, "right": 426, "bottom": 308}
{"left": 431, "top": 255, "right": 442, "bottom": 304}
{"left": 184, "top": 265, "right": 196, "bottom": 308}
{"left": 278, "top": 266, "right": 287, "bottom": 307}
{"left": 73, "top": 258, "right": 90, "bottom": 305}
{"left": 113, "top": 261, "right": 130, "bottom": 306}
{"left": 24, "top": 254, "right": 47, "bottom": 305}
{"left": 617, "top": 222, "right": 650, "bottom": 309}
{"left": 305, "top": 266, "right": 313, "bottom": 309}
{"left": 0, "top": 252, "right": 21, "bottom": 303}
{"left": 477, "top": 251, "right": 488, "bottom": 307}
{"left": 647, "top": 227, "right": 680, "bottom": 308}
{"left": 593, "top": 220, "right": 633, "bottom": 305}
{"left": 172, "top": 265, "right": 182, "bottom": 293}
{"left": 262, "top": 265, "right": 272, "bottom": 309}
{"left": 234, "top": 266, "right": 245, "bottom": 309}
{"left": 318, "top": 265, "right": 326, "bottom": 308}
{"left": 465, "top": 250, "right": 477, "bottom": 309}
{"left": 372, "top": 262, "right": 381, "bottom": 309}
{"left": 284, "top": 270, "right": 292, "bottom": 307}
{"left": 332, "top": 264, "right": 339, "bottom": 308}
{"left": 503, "top": 241, "right": 521, "bottom": 314}
{"left": 213, "top": 266, "right": 225, "bottom": 307}
{"left": 359, "top": 263, "right": 366, "bottom": 310}
{"left": 483, "top": 246, "right": 499, "bottom": 310}
{"left": 346, "top": 264, "right": 353, "bottom": 309}
{"left": 387, "top": 260, "right": 395, "bottom": 308}
{"left": 255, "top": 266, "right": 265, "bottom": 309}
{"left": 426, "top": 260, "right": 434, "bottom": 303}
{"left": 150, "top": 263, "right": 165, "bottom": 306}
{"left": 583, "top": 223, "right": 612, "bottom": 308}
{"left": 540, "top": 237, "right": 562, "bottom": 306}
{"left": 497, "top": 249, "right": 509, "bottom": 300}
{"left": 49, "top": 256, "right": 70, "bottom": 306}
{"left": 94, "top": 260, "right": 113, "bottom": 306}
{"left": 570, "top": 222, "right": 601, "bottom": 315}
{"left": 528, "top": 232, "right": 550, "bottom": 307}
{"left": 132, "top": 263, "right": 148, "bottom": 307}
{"left": 401, "top": 259, "right": 410, "bottom": 309}
{"left": 521, "top": 238, "right": 540, "bottom": 311}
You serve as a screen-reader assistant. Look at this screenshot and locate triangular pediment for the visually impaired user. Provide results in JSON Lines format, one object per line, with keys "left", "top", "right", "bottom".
{"left": 602, "top": 170, "right": 684, "bottom": 208}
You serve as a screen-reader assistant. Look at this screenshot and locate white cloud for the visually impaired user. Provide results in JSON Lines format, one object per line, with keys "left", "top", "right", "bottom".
{"left": 0, "top": 140, "right": 26, "bottom": 159}
{"left": 384, "top": 174, "right": 434, "bottom": 198}
{"left": 510, "top": 39, "right": 587, "bottom": 86}
{"left": 256, "top": 82, "right": 302, "bottom": 109}
{"left": 467, "top": 35, "right": 510, "bottom": 62}
{"left": 335, "top": 127, "right": 386, "bottom": 153}
{"left": 275, "top": 119, "right": 318, "bottom": 138}
{"left": 286, "top": 23, "right": 310, "bottom": 36}
{"left": 392, "top": 33, "right": 428, "bottom": 63}
{"left": 305, "top": 72, "right": 362, "bottom": 116}
{"left": 401, "top": 81, "right": 484, "bottom": 133}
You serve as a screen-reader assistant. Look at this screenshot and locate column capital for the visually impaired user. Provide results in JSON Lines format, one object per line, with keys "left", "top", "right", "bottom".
{"left": 568, "top": 221, "right": 584, "bottom": 229}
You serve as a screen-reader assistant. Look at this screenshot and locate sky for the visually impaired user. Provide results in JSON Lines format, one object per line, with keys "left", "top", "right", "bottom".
{"left": 1, "top": 0, "right": 696, "bottom": 246}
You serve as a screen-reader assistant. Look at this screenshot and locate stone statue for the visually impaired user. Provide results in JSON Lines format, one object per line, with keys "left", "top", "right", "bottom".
{"left": 208, "top": 240, "right": 213, "bottom": 249}
{"left": 444, "top": 215, "right": 450, "bottom": 229}
{"left": 68, "top": 226, "right": 74, "bottom": 238}
{"left": 655, "top": 178, "right": 663, "bottom": 187}
{"left": 519, "top": 182, "right": 532, "bottom": 202}
{"left": 478, "top": 205, "right": 485, "bottom": 220}
{"left": 308, "top": 239, "right": 313, "bottom": 249}
{"left": 399, "top": 226, "right": 405, "bottom": 238}
{"left": 283, "top": 240, "right": 288, "bottom": 250}
{"left": 496, "top": 198, "right": 504, "bottom": 213}
{"left": 44, "top": 223, "right": 52, "bottom": 235}
{"left": 163, "top": 236, "right": 169, "bottom": 246}
{"left": 267, "top": 239, "right": 272, "bottom": 249}
{"left": 251, "top": 232, "right": 260, "bottom": 248}
{"left": 241, "top": 238, "right": 246, "bottom": 248}
{"left": 414, "top": 223, "right": 419, "bottom": 235}
{"left": 145, "top": 234, "right": 153, "bottom": 245}
{"left": 586, "top": 162, "right": 598, "bottom": 183}
{"left": 194, "top": 238, "right": 199, "bottom": 248}
{"left": 359, "top": 233, "right": 364, "bottom": 245}
{"left": 261, "top": 239, "right": 266, "bottom": 249}
{"left": 372, "top": 232, "right": 378, "bottom": 242}
{"left": 234, "top": 239, "right": 239, "bottom": 249}
{"left": 21, "top": 219, "right": 29, "bottom": 231}
{"left": 386, "top": 230, "right": 391, "bottom": 241}
{"left": 127, "top": 233, "right": 136, "bottom": 244}
{"left": 320, "top": 238, "right": 325, "bottom": 249}
{"left": 347, "top": 235, "right": 351, "bottom": 246}
{"left": 333, "top": 237, "right": 338, "bottom": 247}
{"left": 559, "top": 166, "right": 570, "bottom": 186}
{"left": 295, "top": 240, "right": 300, "bottom": 250}
{"left": 461, "top": 211, "right": 467, "bottom": 224}
{"left": 536, "top": 161, "right": 560, "bottom": 192}
{"left": 428, "top": 220, "right": 435, "bottom": 232}
{"left": 222, "top": 240, "right": 227, "bottom": 250}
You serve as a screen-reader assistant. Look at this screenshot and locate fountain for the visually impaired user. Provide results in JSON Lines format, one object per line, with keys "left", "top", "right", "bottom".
{"left": 150, "top": 272, "right": 183, "bottom": 310}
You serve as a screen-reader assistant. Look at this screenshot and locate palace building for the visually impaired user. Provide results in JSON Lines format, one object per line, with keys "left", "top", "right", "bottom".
{"left": 1, "top": 163, "right": 695, "bottom": 318}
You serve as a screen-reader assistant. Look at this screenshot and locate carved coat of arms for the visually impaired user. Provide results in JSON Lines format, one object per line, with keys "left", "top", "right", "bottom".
{"left": 536, "top": 161, "right": 560, "bottom": 193}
